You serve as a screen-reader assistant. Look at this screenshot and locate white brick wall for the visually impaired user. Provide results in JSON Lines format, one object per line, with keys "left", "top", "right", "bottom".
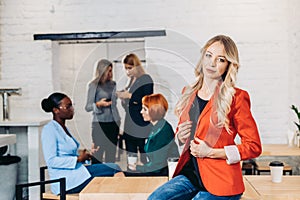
{"left": 1, "top": 0, "right": 300, "bottom": 145}
{"left": 288, "top": 0, "right": 300, "bottom": 133}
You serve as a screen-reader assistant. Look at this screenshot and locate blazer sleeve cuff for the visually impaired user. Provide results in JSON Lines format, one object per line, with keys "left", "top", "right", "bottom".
{"left": 224, "top": 145, "right": 241, "bottom": 165}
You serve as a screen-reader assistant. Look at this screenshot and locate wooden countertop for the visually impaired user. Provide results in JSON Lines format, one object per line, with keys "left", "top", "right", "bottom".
{"left": 242, "top": 177, "right": 260, "bottom": 200}
{"left": 262, "top": 144, "right": 300, "bottom": 156}
{"left": 80, "top": 177, "right": 168, "bottom": 200}
{"left": 79, "top": 176, "right": 300, "bottom": 200}
{"left": 244, "top": 175, "right": 300, "bottom": 199}
{"left": 0, "top": 119, "right": 49, "bottom": 127}
{"left": 0, "top": 134, "right": 16, "bottom": 147}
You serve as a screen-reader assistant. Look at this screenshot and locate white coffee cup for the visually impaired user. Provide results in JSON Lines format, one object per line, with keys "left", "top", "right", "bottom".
{"left": 127, "top": 153, "right": 138, "bottom": 166}
{"left": 167, "top": 157, "right": 179, "bottom": 180}
{"left": 269, "top": 161, "right": 284, "bottom": 183}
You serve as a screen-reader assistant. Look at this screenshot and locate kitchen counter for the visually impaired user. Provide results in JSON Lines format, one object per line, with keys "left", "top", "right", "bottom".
{"left": 0, "top": 119, "right": 49, "bottom": 127}
{"left": 262, "top": 144, "right": 300, "bottom": 156}
{"left": 244, "top": 175, "right": 300, "bottom": 199}
{"left": 0, "top": 119, "right": 50, "bottom": 200}
{"left": 0, "top": 134, "right": 16, "bottom": 148}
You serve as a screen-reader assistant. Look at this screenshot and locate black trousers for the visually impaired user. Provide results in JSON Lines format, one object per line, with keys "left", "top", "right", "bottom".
{"left": 92, "top": 121, "right": 119, "bottom": 163}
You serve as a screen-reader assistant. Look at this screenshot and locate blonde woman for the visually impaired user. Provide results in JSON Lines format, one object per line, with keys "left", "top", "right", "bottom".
{"left": 117, "top": 53, "right": 153, "bottom": 164}
{"left": 85, "top": 59, "right": 121, "bottom": 163}
{"left": 149, "top": 35, "right": 261, "bottom": 199}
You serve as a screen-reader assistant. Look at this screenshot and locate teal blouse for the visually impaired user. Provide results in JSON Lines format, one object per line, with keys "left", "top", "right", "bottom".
{"left": 136, "top": 119, "right": 179, "bottom": 173}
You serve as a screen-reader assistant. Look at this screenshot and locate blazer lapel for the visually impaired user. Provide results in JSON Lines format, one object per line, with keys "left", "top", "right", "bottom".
{"left": 52, "top": 120, "right": 79, "bottom": 148}
{"left": 198, "top": 99, "right": 212, "bottom": 121}
{"left": 189, "top": 86, "right": 223, "bottom": 146}
{"left": 180, "top": 92, "right": 199, "bottom": 153}
{"left": 129, "top": 76, "right": 141, "bottom": 93}
{"left": 197, "top": 96, "right": 224, "bottom": 147}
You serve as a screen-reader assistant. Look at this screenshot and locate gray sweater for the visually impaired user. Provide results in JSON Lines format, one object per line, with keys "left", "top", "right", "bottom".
{"left": 85, "top": 80, "right": 120, "bottom": 123}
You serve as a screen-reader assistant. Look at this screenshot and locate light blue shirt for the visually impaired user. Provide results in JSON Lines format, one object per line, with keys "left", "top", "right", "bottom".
{"left": 41, "top": 120, "right": 91, "bottom": 194}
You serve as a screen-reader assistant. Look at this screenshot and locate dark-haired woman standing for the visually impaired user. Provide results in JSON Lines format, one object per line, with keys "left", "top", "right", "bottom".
{"left": 41, "top": 92, "right": 124, "bottom": 195}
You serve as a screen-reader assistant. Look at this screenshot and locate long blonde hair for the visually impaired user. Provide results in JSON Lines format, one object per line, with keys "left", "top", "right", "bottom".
{"left": 175, "top": 35, "right": 240, "bottom": 133}
{"left": 90, "top": 59, "right": 113, "bottom": 85}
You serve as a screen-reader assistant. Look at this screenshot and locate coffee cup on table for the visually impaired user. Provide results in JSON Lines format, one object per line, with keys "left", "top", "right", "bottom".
{"left": 167, "top": 157, "right": 179, "bottom": 180}
{"left": 269, "top": 161, "right": 284, "bottom": 183}
{"left": 127, "top": 153, "right": 138, "bottom": 170}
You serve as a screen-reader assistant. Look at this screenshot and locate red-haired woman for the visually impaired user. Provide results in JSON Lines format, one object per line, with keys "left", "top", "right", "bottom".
{"left": 127, "top": 93, "right": 179, "bottom": 176}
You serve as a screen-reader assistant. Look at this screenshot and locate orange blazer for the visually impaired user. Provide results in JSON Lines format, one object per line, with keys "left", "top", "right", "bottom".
{"left": 173, "top": 88, "right": 262, "bottom": 196}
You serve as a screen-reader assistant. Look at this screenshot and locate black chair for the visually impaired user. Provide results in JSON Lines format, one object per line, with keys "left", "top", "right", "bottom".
{"left": 241, "top": 159, "right": 257, "bottom": 175}
{"left": 15, "top": 178, "right": 66, "bottom": 200}
{"left": 15, "top": 166, "right": 67, "bottom": 200}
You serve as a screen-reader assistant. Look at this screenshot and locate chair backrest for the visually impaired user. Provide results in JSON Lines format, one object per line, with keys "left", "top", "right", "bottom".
{"left": 15, "top": 177, "right": 66, "bottom": 200}
{"left": 39, "top": 166, "right": 79, "bottom": 200}
{"left": 40, "top": 166, "right": 48, "bottom": 194}
{"left": 15, "top": 166, "right": 82, "bottom": 200}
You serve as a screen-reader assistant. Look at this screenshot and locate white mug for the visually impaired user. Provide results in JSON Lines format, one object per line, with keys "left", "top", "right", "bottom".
{"left": 269, "top": 161, "right": 284, "bottom": 183}
{"left": 127, "top": 153, "right": 138, "bottom": 166}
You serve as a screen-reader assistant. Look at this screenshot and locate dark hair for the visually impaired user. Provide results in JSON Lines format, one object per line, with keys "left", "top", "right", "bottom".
{"left": 41, "top": 92, "right": 67, "bottom": 113}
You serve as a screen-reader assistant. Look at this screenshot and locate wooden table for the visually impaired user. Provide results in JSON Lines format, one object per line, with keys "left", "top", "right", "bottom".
{"left": 262, "top": 144, "right": 300, "bottom": 156}
{"left": 244, "top": 175, "right": 300, "bottom": 199}
{"left": 241, "top": 177, "right": 260, "bottom": 200}
{"left": 79, "top": 177, "right": 168, "bottom": 200}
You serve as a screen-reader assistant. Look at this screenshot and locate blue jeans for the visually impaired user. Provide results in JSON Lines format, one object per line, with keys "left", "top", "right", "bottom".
{"left": 67, "top": 163, "right": 122, "bottom": 194}
{"left": 148, "top": 175, "right": 242, "bottom": 200}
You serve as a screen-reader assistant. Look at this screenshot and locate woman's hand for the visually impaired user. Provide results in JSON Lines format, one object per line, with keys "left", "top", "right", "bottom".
{"left": 77, "top": 149, "right": 91, "bottom": 163}
{"left": 176, "top": 120, "right": 192, "bottom": 144}
{"left": 128, "top": 163, "right": 136, "bottom": 171}
{"left": 116, "top": 90, "right": 132, "bottom": 99}
{"left": 190, "top": 138, "right": 212, "bottom": 158}
{"left": 95, "top": 98, "right": 112, "bottom": 108}
{"left": 89, "top": 143, "right": 100, "bottom": 155}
